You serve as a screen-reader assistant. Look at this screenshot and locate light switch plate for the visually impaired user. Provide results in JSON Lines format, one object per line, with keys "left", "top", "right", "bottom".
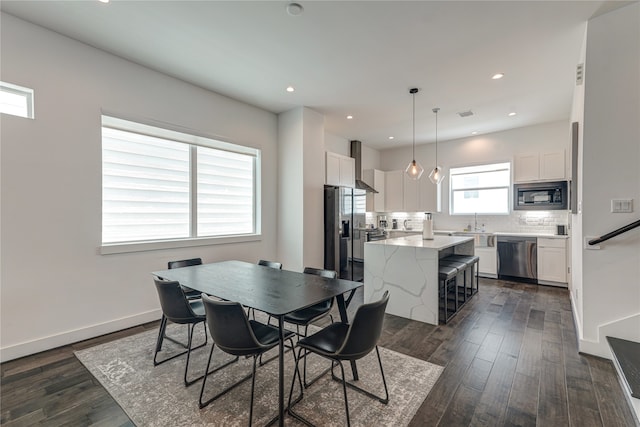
{"left": 611, "top": 198, "right": 633, "bottom": 213}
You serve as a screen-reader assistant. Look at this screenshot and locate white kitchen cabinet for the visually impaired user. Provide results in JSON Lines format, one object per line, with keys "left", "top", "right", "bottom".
{"left": 418, "top": 179, "right": 441, "bottom": 213}
{"left": 476, "top": 247, "right": 497, "bottom": 277}
{"left": 403, "top": 174, "right": 418, "bottom": 212}
{"left": 363, "top": 169, "right": 385, "bottom": 212}
{"left": 325, "top": 151, "right": 355, "bottom": 188}
{"left": 514, "top": 150, "right": 565, "bottom": 182}
{"left": 538, "top": 237, "right": 567, "bottom": 284}
{"left": 384, "top": 170, "right": 404, "bottom": 212}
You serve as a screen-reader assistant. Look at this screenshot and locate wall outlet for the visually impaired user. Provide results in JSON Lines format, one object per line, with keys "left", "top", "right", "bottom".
{"left": 611, "top": 198, "right": 633, "bottom": 213}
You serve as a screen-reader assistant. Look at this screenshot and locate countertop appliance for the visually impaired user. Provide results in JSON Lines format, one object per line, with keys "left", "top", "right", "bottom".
{"left": 514, "top": 181, "right": 568, "bottom": 210}
{"left": 324, "top": 185, "right": 367, "bottom": 282}
{"left": 497, "top": 235, "right": 537, "bottom": 283}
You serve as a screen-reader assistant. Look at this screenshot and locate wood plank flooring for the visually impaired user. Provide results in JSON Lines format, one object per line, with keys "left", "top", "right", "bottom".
{"left": 1, "top": 278, "right": 637, "bottom": 426}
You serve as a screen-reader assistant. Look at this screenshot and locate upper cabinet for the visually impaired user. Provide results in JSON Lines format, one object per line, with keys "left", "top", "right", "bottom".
{"left": 363, "top": 169, "right": 385, "bottom": 212}
{"left": 514, "top": 150, "right": 565, "bottom": 183}
{"left": 325, "top": 151, "right": 355, "bottom": 188}
{"left": 384, "top": 170, "right": 404, "bottom": 212}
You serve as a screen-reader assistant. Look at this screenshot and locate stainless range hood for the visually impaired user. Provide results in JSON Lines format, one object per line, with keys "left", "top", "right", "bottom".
{"left": 350, "top": 140, "right": 378, "bottom": 193}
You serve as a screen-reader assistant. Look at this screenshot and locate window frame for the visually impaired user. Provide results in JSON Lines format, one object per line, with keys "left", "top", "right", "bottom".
{"left": 100, "top": 115, "right": 261, "bottom": 254}
{"left": 449, "top": 161, "right": 511, "bottom": 215}
{"left": 0, "top": 81, "right": 35, "bottom": 119}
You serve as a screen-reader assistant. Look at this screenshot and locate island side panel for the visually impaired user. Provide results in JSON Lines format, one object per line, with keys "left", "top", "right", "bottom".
{"left": 364, "top": 242, "right": 440, "bottom": 325}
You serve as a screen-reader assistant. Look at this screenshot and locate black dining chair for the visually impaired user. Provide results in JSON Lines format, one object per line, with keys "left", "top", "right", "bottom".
{"left": 249, "top": 259, "right": 283, "bottom": 320}
{"left": 276, "top": 267, "right": 336, "bottom": 387}
{"left": 153, "top": 278, "right": 210, "bottom": 386}
{"left": 288, "top": 291, "right": 390, "bottom": 427}
{"left": 199, "top": 295, "right": 298, "bottom": 426}
{"left": 167, "top": 257, "right": 203, "bottom": 299}
{"left": 154, "top": 257, "right": 204, "bottom": 355}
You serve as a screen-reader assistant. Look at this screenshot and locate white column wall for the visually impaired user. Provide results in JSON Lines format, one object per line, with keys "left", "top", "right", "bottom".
{"left": 0, "top": 14, "right": 278, "bottom": 361}
{"left": 579, "top": 3, "right": 640, "bottom": 356}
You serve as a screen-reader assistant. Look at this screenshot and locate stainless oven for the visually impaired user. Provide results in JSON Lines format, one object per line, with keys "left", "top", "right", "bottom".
{"left": 514, "top": 181, "right": 568, "bottom": 210}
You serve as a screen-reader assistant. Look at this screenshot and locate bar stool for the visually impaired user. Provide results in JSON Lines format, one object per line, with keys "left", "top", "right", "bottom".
{"left": 438, "top": 264, "right": 459, "bottom": 324}
{"left": 439, "top": 258, "right": 468, "bottom": 307}
{"left": 445, "top": 254, "right": 480, "bottom": 297}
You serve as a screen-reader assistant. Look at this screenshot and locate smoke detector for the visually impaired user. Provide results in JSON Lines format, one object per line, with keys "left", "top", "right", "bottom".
{"left": 286, "top": 3, "right": 304, "bottom": 16}
{"left": 458, "top": 110, "right": 474, "bottom": 118}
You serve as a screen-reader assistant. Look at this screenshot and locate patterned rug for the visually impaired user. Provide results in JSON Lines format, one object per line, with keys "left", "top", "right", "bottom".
{"left": 75, "top": 320, "right": 443, "bottom": 426}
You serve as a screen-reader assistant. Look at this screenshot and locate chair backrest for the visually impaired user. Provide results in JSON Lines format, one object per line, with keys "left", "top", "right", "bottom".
{"left": 168, "top": 257, "right": 202, "bottom": 269}
{"left": 258, "top": 259, "right": 282, "bottom": 270}
{"left": 201, "top": 294, "right": 265, "bottom": 356}
{"left": 153, "top": 278, "right": 200, "bottom": 324}
{"left": 336, "top": 291, "right": 389, "bottom": 360}
{"left": 303, "top": 266, "right": 337, "bottom": 279}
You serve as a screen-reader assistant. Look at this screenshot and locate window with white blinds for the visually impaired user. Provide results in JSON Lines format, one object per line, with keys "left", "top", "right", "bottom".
{"left": 0, "top": 81, "right": 34, "bottom": 119}
{"left": 450, "top": 162, "right": 510, "bottom": 215}
{"left": 102, "top": 116, "right": 259, "bottom": 245}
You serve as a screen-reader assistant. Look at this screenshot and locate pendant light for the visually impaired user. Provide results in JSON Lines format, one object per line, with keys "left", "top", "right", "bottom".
{"left": 405, "top": 88, "right": 424, "bottom": 180}
{"left": 428, "top": 107, "right": 445, "bottom": 185}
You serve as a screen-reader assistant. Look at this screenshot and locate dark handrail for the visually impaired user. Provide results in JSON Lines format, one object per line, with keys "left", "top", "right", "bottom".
{"left": 588, "top": 219, "right": 640, "bottom": 245}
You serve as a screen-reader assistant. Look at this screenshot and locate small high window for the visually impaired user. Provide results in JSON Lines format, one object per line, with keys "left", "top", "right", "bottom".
{"left": 0, "top": 81, "right": 34, "bottom": 119}
{"left": 450, "top": 162, "right": 511, "bottom": 214}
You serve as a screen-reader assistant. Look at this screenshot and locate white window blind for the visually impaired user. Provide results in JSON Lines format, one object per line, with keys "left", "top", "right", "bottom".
{"left": 101, "top": 116, "right": 259, "bottom": 245}
{"left": 450, "top": 162, "right": 510, "bottom": 214}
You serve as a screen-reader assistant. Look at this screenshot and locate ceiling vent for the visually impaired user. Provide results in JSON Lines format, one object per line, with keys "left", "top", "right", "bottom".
{"left": 576, "top": 63, "right": 584, "bottom": 85}
{"left": 458, "top": 110, "right": 474, "bottom": 118}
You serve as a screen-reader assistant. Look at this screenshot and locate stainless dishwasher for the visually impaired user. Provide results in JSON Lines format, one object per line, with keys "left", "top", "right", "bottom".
{"left": 497, "top": 236, "right": 537, "bottom": 283}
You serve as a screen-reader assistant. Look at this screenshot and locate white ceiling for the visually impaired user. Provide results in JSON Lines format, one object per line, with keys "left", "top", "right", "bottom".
{"left": 0, "top": 1, "right": 626, "bottom": 150}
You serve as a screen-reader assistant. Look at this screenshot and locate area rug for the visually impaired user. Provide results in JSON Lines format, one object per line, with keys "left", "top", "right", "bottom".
{"left": 75, "top": 320, "right": 443, "bottom": 426}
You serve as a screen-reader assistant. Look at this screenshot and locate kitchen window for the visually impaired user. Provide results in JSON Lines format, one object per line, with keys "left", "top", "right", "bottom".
{"left": 450, "top": 162, "right": 510, "bottom": 214}
{"left": 0, "top": 81, "right": 34, "bottom": 119}
{"left": 101, "top": 116, "right": 260, "bottom": 252}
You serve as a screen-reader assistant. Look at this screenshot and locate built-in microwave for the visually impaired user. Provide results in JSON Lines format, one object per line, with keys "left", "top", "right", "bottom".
{"left": 513, "top": 181, "right": 568, "bottom": 210}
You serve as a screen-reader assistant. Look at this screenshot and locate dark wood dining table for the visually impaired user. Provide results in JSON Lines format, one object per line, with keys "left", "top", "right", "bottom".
{"left": 152, "top": 260, "right": 363, "bottom": 426}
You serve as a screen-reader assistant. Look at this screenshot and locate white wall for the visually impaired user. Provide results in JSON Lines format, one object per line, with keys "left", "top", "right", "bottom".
{"left": 0, "top": 14, "right": 278, "bottom": 361}
{"left": 578, "top": 2, "right": 640, "bottom": 357}
{"left": 302, "top": 108, "right": 325, "bottom": 270}
{"left": 377, "top": 121, "right": 571, "bottom": 232}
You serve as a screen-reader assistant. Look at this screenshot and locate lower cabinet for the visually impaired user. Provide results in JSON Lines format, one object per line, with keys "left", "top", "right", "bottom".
{"left": 476, "top": 247, "right": 497, "bottom": 277}
{"left": 538, "top": 238, "right": 567, "bottom": 284}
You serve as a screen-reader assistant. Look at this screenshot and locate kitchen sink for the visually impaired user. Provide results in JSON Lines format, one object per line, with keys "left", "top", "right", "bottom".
{"left": 453, "top": 231, "right": 496, "bottom": 247}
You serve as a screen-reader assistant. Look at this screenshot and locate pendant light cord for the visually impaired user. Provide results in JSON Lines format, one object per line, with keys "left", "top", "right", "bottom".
{"left": 412, "top": 92, "right": 416, "bottom": 161}
{"left": 433, "top": 107, "right": 440, "bottom": 167}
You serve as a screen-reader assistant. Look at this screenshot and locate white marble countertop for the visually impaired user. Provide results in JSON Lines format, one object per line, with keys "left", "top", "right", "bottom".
{"left": 494, "top": 232, "right": 569, "bottom": 239}
{"left": 366, "top": 234, "right": 474, "bottom": 250}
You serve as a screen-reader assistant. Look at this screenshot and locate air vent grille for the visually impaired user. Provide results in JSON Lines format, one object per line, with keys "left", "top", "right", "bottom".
{"left": 458, "top": 110, "right": 474, "bottom": 118}
{"left": 576, "top": 63, "right": 584, "bottom": 85}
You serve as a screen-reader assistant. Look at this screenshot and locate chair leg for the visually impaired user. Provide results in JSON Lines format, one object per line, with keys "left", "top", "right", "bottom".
{"left": 337, "top": 360, "right": 351, "bottom": 427}
{"left": 154, "top": 320, "right": 207, "bottom": 367}
{"left": 302, "top": 323, "right": 331, "bottom": 388}
{"left": 199, "top": 345, "right": 253, "bottom": 409}
{"left": 184, "top": 322, "right": 210, "bottom": 386}
{"left": 287, "top": 347, "right": 312, "bottom": 426}
{"left": 330, "top": 346, "right": 389, "bottom": 404}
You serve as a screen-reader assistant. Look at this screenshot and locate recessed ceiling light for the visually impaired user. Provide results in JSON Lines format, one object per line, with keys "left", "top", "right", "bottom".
{"left": 99, "top": 0, "right": 109, "bottom": 3}
{"left": 508, "top": 111, "right": 517, "bottom": 116}
{"left": 492, "top": 73, "right": 505, "bottom": 80}
{"left": 388, "top": 136, "right": 394, "bottom": 140}
{"left": 346, "top": 115, "right": 353, "bottom": 120}
{"left": 471, "top": 131, "right": 478, "bottom": 135}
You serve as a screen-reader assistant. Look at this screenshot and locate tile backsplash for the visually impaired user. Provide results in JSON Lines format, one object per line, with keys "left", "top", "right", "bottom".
{"left": 366, "top": 210, "right": 569, "bottom": 235}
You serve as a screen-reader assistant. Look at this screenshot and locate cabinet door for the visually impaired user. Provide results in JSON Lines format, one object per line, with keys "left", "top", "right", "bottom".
{"left": 540, "top": 151, "right": 565, "bottom": 180}
{"left": 538, "top": 239, "right": 567, "bottom": 283}
{"left": 476, "top": 247, "right": 497, "bottom": 275}
{"left": 384, "top": 170, "right": 404, "bottom": 211}
{"left": 514, "top": 153, "right": 540, "bottom": 182}
{"left": 418, "top": 180, "right": 441, "bottom": 212}
{"left": 339, "top": 156, "right": 355, "bottom": 188}
{"left": 364, "top": 169, "right": 385, "bottom": 212}
{"left": 403, "top": 174, "right": 418, "bottom": 212}
{"left": 325, "top": 152, "right": 340, "bottom": 186}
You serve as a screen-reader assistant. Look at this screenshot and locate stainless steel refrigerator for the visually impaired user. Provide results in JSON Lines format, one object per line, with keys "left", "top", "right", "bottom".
{"left": 324, "top": 185, "right": 367, "bottom": 282}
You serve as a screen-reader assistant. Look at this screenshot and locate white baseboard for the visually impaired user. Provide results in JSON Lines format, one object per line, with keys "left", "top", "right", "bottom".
{"left": 0, "top": 309, "right": 162, "bottom": 363}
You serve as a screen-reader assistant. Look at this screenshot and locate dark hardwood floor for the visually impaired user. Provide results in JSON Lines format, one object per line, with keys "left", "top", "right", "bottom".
{"left": 1, "top": 279, "right": 637, "bottom": 426}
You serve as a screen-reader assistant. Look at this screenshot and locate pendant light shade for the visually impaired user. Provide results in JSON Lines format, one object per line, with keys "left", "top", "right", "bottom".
{"left": 405, "top": 88, "right": 424, "bottom": 180}
{"left": 429, "top": 107, "right": 445, "bottom": 185}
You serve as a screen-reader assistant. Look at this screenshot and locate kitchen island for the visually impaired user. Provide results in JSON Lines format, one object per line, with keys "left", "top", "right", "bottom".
{"left": 364, "top": 234, "right": 474, "bottom": 325}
